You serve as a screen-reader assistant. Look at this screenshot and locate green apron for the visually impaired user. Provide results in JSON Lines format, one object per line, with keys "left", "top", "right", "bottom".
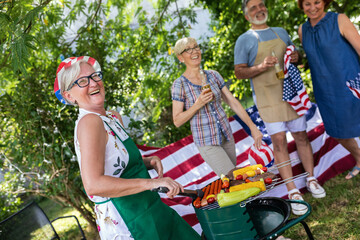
{"left": 104, "top": 120, "right": 200, "bottom": 240}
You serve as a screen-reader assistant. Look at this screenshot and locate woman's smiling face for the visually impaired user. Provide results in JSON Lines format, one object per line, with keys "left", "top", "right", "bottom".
{"left": 302, "top": 0, "right": 326, "bottom": 21}
{"left": 66, "top": 62, "right": 105, "bottom": 109}
{"left": 178, "top": 43, "right": 202, "bottom": 67}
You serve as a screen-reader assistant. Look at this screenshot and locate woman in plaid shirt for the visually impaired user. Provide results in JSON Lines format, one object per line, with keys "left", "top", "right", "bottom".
{"left": 172, "top": 37, "right": 263, "bottom": 176}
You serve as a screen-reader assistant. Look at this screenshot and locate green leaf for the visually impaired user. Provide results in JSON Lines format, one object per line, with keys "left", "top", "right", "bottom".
{"left": 113, "top": 169, "right": 121, "bottom": 175}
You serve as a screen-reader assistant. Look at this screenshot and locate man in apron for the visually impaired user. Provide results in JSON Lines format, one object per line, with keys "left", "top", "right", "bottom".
{"left": 234, "top": 0, "right": 326, "bottom": 215}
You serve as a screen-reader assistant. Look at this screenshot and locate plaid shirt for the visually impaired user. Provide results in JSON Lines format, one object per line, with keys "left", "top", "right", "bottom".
{"left": 172, "top": 70, "right": 232, "bottom": 146}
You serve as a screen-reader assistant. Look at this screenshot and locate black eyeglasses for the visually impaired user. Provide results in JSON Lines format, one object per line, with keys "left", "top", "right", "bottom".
{"left": 67, "top": 71, "right": 103, "bottom": 91}
{"left": 180, "top": 45, "right": 201, "bottom": 54}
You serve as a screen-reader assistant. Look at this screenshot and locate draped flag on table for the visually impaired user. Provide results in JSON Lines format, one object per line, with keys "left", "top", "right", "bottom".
{"left": 138, "top": 104, "right": 358, "bottom": 234}
{"left": 282, "top": 45, "right": 312, "bottom": 116}
{"left": 346, "top": 73, "right": 360, "bottom": 99}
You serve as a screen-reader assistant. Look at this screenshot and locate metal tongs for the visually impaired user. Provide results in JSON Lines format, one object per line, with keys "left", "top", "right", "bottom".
{"left": 267, "top": 158, "right": 301, "bottom": 172}
{"left": 238, "top": 158, "right": 309, "bottom": 207}
{"left": 151, "top": 186, "right": 204, "bottom": 200}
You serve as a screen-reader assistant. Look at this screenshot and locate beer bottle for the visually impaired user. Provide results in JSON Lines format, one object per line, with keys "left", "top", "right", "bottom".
{"left": 272, "top": 51, "right": 285, "bottom": 80}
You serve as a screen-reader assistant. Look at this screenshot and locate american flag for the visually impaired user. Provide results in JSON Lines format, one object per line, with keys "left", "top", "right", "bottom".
{"left": 282, "top": 45, "right": 312, "bottom": 116}
{"left": 248, "top": 141, "right": 274, "bottom": 167}
{"left": 346, "top": 73, "right": 360, "bottom": 99}
{"left": 283, "top": 45, "right": 295, "bottom": 78}
{"left": 138, "top": 104, "right": 358, "bottom": 234}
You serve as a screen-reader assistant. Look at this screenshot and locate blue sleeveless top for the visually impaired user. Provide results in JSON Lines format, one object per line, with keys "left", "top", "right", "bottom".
{"left": 302, "top": 12, "right": 360, "bottom": 138}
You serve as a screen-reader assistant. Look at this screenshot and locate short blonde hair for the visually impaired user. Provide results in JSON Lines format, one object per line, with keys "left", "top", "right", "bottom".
{"left": 173, "top": 37, "right": 198, "bottom": 55}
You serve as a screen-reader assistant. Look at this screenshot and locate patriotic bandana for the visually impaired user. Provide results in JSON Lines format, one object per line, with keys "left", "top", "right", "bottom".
{"left": 282, "top": 45, "right": 312, "bottom": 116}
{"left": 54, "top": 56, "right": 101, "bottom": 105}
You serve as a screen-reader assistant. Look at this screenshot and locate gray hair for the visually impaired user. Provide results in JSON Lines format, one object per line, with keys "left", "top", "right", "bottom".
{"left": 173, "top": 37, "right": 198, "bottom": 56}
{"left": 242, "top": 0, "right": 265, "bottom": 15}
{"left": 59, "top": 61, "right": 95, "bottom": 105}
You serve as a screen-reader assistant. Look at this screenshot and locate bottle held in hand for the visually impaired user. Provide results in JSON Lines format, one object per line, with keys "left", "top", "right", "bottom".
{"left": 272, "top": 51, "right": 284, "bottom": 80}
{"left": 200, "top": 70, "right": 213, "bottom": 100}
{"left": 201, "top": 83, "right": 211, "bottom": 93}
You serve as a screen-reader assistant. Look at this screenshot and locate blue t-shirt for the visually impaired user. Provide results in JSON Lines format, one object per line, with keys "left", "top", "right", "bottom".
{"left": 234, "top": 27, "right": 294, "bottom": 66}
{"left": 234, "top": 27, "right": 294, "bottom": 102}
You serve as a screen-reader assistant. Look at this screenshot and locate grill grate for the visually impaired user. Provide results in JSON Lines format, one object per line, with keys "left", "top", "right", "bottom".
{"left": 196, "top": 171, "right": 309, "bottom": 211}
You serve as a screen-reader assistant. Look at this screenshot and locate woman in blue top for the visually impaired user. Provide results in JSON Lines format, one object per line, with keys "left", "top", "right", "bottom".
{"left": 171, "top": 37, "right": 263, "bottom": 176}
{"left": 298, "top": 0, "right": 360, "bottom": 179}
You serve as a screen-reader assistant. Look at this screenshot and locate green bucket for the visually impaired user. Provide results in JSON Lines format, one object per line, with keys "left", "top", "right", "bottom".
{"left": 194, "top": 203, "right": 257, "bottom": 240}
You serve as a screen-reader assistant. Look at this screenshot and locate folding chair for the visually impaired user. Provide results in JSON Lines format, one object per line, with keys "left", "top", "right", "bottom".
{"left": 0, "top": 201, "right": 86, "bottom": 240}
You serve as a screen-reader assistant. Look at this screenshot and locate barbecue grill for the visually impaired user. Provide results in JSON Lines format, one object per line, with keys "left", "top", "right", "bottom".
{"left": 195, "top": 197, "right": 313, "bottom": 240}
{"left": 193, "top": 159, "right": 315, "bottom": 240}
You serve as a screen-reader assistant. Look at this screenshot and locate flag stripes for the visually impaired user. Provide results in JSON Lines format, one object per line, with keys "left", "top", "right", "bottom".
{"left": 138, "top": 104, "right": 357, "bottom": 234}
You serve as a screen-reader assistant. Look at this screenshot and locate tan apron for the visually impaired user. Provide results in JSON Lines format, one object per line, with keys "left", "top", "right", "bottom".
{"left": 252, "top": 29, "right": 299, "bottom": 123}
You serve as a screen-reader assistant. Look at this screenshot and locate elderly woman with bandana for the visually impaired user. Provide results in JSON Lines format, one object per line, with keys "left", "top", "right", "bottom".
{"left": 172, "top": 37, "right": 263, "bottom": 177}
{"left": 54, "top": 56, "right": 200, "bottom": 240}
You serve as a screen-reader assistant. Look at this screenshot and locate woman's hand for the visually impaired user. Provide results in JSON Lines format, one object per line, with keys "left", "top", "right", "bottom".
{"left": 143, "top": 156, "right": 164, "bottom": 178}
{"left": 196, "top": 88, "right": 213, "bottom": 106}
{"left": 151, "top": 177, "right": 184, "bottom": 199}
{"left": 250, "top": 127, "right": 263, "bottom": 150}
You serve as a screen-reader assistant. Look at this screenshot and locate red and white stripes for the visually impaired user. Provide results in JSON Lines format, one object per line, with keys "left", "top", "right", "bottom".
{"left": 138, "top": 106, "right": 357, "bottom": 234}
{"left": 284, "top": 45, "right": 295, "bottom": 78}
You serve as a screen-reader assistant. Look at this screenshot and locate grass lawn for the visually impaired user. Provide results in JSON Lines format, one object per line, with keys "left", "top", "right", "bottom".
{"left": 285, "top": 171, "right": 360, "bottom": 239}
{"left": 39, "top": 170, "right": 360, "bottom": 240}
{"left": 38, "top": 199, "right": 99, "bottom": 240}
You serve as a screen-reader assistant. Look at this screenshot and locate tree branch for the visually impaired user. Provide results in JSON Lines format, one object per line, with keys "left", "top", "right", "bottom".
{"left": 331, "top": 0, "right": 350, "bottom": 13}
{"left": 62, "top": 0, "right": 102, "bottom": 51}
{"left": 0, "top": 51, "right": 11, "bottom": 69}
{"left": 144, "top": 0, "right": 172, "bottom": 44}
{"left": 24, "top": 20, "right": 32, "bottom": 34}
{"left": 175, "top": 0, "right": 187, "bottom": 37}
{"left": 116, "top": 0, "right": 172, "bottom": 71}
{"left": 49, "top": 168, "right": 67, "bottom": 181}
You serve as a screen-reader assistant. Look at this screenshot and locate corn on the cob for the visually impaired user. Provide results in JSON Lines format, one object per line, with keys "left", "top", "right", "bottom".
{"left": 229, "top": 179, "right": 266, "bottom": 192}
{"left": 217, "top": 187, "right": 261, "bottom": 207}
{"left": 232, "top": 164, "right": 263, "bottom": 178}
{"left": 245, "top": 170, "right": 256, "bottom": 177}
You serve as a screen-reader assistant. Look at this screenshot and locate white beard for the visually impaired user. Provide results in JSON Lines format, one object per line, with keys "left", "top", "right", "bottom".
{"left": 249, "top": 11, "right": 268, "bottom": 25}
